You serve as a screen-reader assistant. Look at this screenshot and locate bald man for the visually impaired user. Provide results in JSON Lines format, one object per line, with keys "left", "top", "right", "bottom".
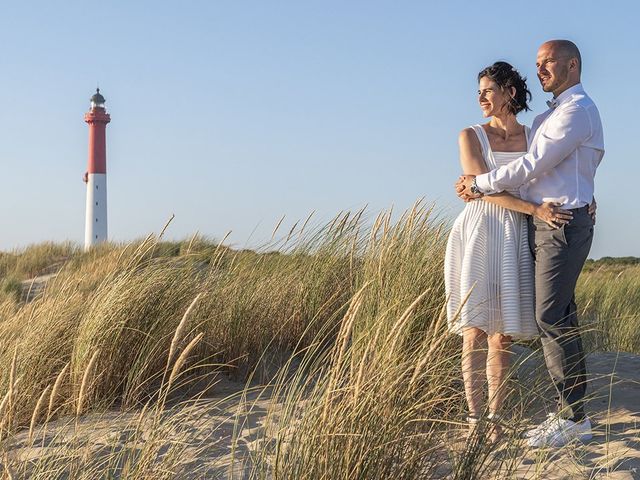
{"left": 457, "top": 40, "right": 604, "bottom": 447}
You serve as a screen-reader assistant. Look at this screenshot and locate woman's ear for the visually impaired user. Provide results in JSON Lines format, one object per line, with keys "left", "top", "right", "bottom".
{"left": 509, "top": 86, "right": 516, "bottom": 99}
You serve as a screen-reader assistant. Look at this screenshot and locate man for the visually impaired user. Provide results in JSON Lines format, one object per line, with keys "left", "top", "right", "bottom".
{"left": 456, "top": 39, "right": 604, "bottom": 447}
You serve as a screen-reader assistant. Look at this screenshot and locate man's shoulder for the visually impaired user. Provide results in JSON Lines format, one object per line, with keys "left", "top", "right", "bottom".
{"left": 565, "top": 90, "right": 598, "bottom": 111}
{"left": 553, "top": 96, "right": 596, "bottom": 123}
{"left": 555, "top": 91, "right": 603, "bottom": 137}
{"left": 569, "top": 91, "right": 603, "bottom": 135}
{"left": 556, "top": 94, "right": 601, "bottom": 130}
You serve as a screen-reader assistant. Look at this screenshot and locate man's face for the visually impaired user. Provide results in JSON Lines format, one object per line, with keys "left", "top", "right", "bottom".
{"left": 536, "top": 44, "right": 570, "bottom": 93}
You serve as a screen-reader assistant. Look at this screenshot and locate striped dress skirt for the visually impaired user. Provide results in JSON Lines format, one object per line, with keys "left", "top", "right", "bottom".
{"left": 444, "top": 177, "right": 537, "bottom": 339}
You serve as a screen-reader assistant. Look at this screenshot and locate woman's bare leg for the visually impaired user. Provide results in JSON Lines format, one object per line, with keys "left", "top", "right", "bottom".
{"left": 486, "top": 333, "right": 512, "bottom": 441}
{"left": 462, "top": 327, "right": 488, "bottom": 421}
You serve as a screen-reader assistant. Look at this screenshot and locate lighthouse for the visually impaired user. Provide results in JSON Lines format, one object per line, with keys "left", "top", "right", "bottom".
{"left": 83, "top": 88, "right": 111, "bottom": 250}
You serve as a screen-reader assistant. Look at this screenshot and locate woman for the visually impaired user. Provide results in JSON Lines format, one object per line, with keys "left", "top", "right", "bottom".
{"left": 444, "top": 61, "right": 573, "bottom": 442}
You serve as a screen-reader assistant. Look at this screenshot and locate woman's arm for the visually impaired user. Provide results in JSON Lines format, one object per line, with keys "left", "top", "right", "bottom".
{"left": 458, "top": 128, "right": 572, "bottom": 227}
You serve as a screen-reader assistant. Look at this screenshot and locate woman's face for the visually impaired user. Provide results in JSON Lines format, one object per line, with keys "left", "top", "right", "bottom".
{"left": 478, "top": 77, "right": 512, "bottom": 118}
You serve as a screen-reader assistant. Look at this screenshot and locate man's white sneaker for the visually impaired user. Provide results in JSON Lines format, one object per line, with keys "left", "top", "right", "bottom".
{"left": 527, "top": 417, "right": 593, "bottom": 448}
{"left": 524, "top": 413, "right": 558, "bottom": 439}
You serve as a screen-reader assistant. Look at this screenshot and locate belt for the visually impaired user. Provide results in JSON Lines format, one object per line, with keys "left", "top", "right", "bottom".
{"left": 568, "top": 205, "right": 589, "bottom": 213}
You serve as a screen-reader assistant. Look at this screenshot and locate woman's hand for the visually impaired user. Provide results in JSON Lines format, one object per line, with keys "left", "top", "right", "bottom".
{"left": 534, "top": 202, "right": 573, "bottom": 229}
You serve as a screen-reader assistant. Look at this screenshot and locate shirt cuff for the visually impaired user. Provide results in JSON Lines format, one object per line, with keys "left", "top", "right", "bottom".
{"left": 475, "top": 173, "right": 493, "bottom": 194}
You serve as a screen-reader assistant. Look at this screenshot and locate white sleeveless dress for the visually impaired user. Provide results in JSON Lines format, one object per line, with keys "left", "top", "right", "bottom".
{"left": 445, "top": 125, "right": 537, "bottom": 339}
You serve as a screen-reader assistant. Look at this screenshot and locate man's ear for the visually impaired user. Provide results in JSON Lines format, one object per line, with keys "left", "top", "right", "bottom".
{"left": 569, "top": 57, "right": 579, "bottom": 72}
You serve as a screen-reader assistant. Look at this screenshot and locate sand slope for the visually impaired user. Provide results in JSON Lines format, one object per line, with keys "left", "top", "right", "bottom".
{"left": 513, "top": 348, "right": 640, "bottom": 479}
{"left": 4, "top": 350, "right": 640, "bottom": 479}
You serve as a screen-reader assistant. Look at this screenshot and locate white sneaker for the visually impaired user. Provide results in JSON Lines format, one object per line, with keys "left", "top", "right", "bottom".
{"left": 524, "top": 413, "right": 558, "bottom": 438}
{"left": 527, "top": 416, "right": 593, "bottom": 448}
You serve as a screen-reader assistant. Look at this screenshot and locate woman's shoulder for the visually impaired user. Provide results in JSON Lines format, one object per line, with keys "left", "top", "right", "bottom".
{"left": 458, "top": 125, "right": 482, "bottom": 147}
{"left": 460, "top": 124, "right": 481, "bottom": 134}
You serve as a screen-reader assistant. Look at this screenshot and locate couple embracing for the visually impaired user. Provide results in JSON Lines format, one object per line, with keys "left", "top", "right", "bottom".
{"left": 445, "top": 39, "right": 604, "bottom": 447}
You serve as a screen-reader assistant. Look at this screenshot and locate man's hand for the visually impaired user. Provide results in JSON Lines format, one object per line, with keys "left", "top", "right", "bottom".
{"left": 455, "top": 175, "right": 483, "bottom": 201}
{"left": 534, "top": 202, "right": 573, "bottom": 229}
{"left": 588, "top": 197, "right": 597, "bottom": 225}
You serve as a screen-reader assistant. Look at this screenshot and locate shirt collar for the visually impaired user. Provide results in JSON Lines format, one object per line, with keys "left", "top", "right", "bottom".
{"left": 553, "top": 83, "right": 584, "bottom": 106}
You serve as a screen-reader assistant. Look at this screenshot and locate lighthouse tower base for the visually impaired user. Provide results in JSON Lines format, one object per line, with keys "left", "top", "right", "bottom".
{"left": 84, "top": 173, "right": 108, "bottom": 250}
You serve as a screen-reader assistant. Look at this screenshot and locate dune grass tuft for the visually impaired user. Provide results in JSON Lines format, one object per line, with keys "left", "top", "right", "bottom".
{"left": 0, "top": 203, "right": 635, "bottom": 478}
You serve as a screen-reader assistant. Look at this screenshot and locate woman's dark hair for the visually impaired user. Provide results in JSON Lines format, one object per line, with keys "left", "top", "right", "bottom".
{"left": 478, "top": 61, "right": 532, "bottom": 115}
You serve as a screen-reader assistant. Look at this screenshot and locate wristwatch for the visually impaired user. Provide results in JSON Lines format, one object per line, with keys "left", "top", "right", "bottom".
{"left": 470, "top": 178, "right": 482, "bottom": 196}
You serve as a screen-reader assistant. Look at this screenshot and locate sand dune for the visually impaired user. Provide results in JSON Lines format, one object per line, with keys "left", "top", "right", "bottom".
{"left": 2, "top": 348, "right": 637, "bottom": 479}
{"left": 513, "top": 347, "right": 640, "bottom": 479}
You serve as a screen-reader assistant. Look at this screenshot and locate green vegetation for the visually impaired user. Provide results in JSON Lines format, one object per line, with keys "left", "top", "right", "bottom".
{"left": 0, "top": 206, "right": 636, "bottom": 478}
{"left": 583, "top": 256, "right": 640, "bottom": 271}
{"left": 578, "top": 264, "right": 640, "bottom": 352}
{"left": 0, "top": 241, "right": 79, "bottom": 280}
{"left": 0, "top": 276, "right": 22, "bottom": 304}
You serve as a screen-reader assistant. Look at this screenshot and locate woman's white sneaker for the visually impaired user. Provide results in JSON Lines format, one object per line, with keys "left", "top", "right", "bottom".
{"left": 527, "top": 416, "right": 592, "bottom": 448}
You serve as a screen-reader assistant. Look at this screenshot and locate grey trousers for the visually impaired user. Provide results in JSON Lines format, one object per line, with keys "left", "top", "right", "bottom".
{"left": 527, "top": 205, "right": 594, "bottom": 420}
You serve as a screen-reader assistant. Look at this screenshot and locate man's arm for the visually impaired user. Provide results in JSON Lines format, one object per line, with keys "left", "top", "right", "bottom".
{"left": 475, "top": 104, "right": 592, "bottom": 194}
{"left": 456, "top": 127, "right": 572, "bottom": 227}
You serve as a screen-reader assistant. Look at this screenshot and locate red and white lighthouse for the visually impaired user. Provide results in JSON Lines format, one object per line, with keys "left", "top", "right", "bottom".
{"left": 83, "top": 88, "right": 111, "bottom": 250}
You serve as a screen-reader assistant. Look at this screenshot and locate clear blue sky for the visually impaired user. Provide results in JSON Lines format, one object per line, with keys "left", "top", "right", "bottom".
{"left": 1, "top": 1, "right": 637, "bottom": 258}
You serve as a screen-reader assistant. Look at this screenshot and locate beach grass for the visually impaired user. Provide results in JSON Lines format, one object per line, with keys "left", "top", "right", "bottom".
{"left": 0, "top": 203, "right": 636, "bottom": 478}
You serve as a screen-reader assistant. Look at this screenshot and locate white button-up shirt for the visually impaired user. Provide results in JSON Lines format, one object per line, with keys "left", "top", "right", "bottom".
{"left": 475, "top": 83, "right": 604, "bottom": 208}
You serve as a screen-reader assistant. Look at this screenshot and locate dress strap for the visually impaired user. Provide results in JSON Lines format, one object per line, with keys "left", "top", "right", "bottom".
{"left": 524, "top": 125, "right": 531, "bottom": 148}
{"left": 470, "top": 125, "right": 493, "bottom": 169}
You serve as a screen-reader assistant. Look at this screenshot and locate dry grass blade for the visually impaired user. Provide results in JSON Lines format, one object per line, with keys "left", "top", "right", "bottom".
{"left": 28, "top": 384, "right": 51, "bottom": 443}
{"left": 353, "top": 319, "right": 385, "bottom": 402}
{"left": 336, "top": 212, "right": 350, "bottom": 234}
{"left": 167, "top": 332, "right": 204, "bottom": 392}
{"left": 0, "top": 391, "right": 11, "bottom": 422}
{"left": 8, "top": 347, "right": 17, "bottom": 405}
{"left": 450, "top": 281, "right": 476, "bottom": 322}
{"left": 47, "top": 363, "right": 69, "bottom": 420}
{"left": 185, "top": 231, "right": 200, "bottom": 254}
{"left": 158, "top": 214, "right": 175, "bottom": 240}
{"left": 320, "top": 285, "right": 368, "bottom": 424}
{"left": 213, "top": 230, "right": 232, "bottom": 257}
{"left": 409, "top": 297, "right": 455, "bottom": 389}
{"left": 77, "top": 349, "right": 100, "bottom": 417}
{"left": 0, "top": 348, "right": 19, "bottom": 436}
{"left": 370, "top": 210, "right": 384, "bottom": 240}
{"left": 388, "top": 289, "right": 431, "bottom": 340}
{"left": 135, "top": 401, "right": 150, "bottom": 435}
{"left": 271, "top": 215, "right": 286, "bottom": 241}
{"left": 167, "top": 292, "right": 203, "bottom": 371}
{"left": 383, "top": 289, "right": 431, "bottom": 361}
{"left": 298, "top": 210, "right": 316, "bottom": 239}
{"left": 327, "top": 210, "right": 343, "bottom": 232}
{"left": 383, "top": 205, "right": 393, "bottom": 237}
{"left": 2, "top": 452, "right": 14, "bottom": 480}
{"left": 349, "top": 204, "right": 367, "bottom": 229}
{"left": 0, "top": 377, "right": 22, "bottom": 440}
{"left": 286, "top": 220, "right": 300, "bottom": 242}
{"left": 333, "top": 283, "right": 370, "bottom": 367}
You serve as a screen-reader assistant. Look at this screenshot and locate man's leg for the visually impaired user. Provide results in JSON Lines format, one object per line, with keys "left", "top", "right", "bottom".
{"left": 530, "top": 206, "right": 593, "bottom": 421}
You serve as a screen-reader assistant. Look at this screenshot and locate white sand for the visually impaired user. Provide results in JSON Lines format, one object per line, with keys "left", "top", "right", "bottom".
{"left": 9, "top": 275, "right": 640, "bottom": 479}
{"left": 513, "top": 348, "right": 640, "bottom": 479}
